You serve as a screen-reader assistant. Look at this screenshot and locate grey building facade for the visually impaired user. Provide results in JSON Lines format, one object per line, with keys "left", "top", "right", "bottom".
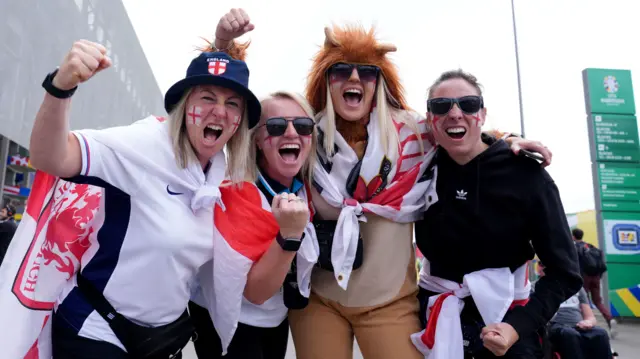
{"left": 0, "top": 0, "right": 165, "bottom": 217}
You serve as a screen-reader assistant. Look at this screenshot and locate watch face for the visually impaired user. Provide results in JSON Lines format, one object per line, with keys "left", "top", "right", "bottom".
{"left": 284, "top": 239, "right": 301, "bottom": 250}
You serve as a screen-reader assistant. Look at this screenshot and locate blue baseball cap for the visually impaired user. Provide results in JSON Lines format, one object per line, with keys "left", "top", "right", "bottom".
{"left": 164, "top": 52, "right": 261, "bottom": 128}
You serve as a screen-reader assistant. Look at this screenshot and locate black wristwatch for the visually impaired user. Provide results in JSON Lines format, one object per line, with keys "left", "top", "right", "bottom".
{"left": 276, "top": 232, "right": 305, "bottom": 252}
{"left": 42, "top": 69, "right": 78, "bottom": 99}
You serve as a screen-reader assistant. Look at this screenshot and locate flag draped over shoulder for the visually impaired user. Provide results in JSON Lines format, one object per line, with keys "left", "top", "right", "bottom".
{"left": 312, "top": 109, "right": 437, "bottom": 289}
{"left": 198, "top": 181, "right": 317, "bottom": 355}
{"left": 0, "top": 171, "right": 103, "bottom": 359}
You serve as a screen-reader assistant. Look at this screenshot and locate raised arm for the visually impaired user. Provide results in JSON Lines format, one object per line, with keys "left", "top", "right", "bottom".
{"left": 30, "top": 40, "right": 111, "bottom": 178}
{"left": 199, "top": 8, "right": 254, "bottom": 61}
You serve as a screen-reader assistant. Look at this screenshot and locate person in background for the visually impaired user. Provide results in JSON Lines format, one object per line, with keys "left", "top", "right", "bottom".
{"left": 0, "top": 202, "right": 18, "bottom": 265}
{"left": 572, "top": 227, "right": 617, "bottom": 338}
{"left": 537, "top": 263, "right": 614, "bottom": 359}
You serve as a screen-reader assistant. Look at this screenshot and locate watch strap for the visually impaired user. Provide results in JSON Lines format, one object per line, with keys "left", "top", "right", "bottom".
{"left": 42, "top": 69, "right": 77, "bottom": 99}
{"left": 276, "top": 231, "right": 305, "bottom": 252}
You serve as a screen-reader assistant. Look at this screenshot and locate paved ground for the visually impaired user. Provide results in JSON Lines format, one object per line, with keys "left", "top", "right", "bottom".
{"left": 181, "top": 333, "right": 364, "bottom": 359}
{"left": 602, "top": 316, "right": 640, "bottom": 358}
{"left": 182, "top": 314, "right": 638, "bottom": 358}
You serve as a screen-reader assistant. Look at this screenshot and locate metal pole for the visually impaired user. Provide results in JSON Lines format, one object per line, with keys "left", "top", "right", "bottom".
{"left": 511, "top": 0, "right": 526, "bottom": 138}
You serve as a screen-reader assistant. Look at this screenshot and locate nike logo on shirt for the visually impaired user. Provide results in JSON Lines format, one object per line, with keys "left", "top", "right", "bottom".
{"left": 166, "top": 185, "right": 183, "bottom": 196}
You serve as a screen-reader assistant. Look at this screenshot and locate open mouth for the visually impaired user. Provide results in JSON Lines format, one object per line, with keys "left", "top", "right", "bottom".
{"left": 204, "top": 124, "right": 223, "bottom": 142}
{"left": 445, "top": 126, "right": 466, "bottom": 140}
{"left": 342, "top": 88, "right": 363, "bottom": 107}
{"left": 279, "top": 144, "right": 301, "bottom": 163}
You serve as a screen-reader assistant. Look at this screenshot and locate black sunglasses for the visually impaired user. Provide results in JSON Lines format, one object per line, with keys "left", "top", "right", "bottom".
{"left": 328, "top": 63, "right": 380, "bottom": 82}
{"left": 427, "top": 96, "right": 484, "bottom": 116}
{"left": 260, "top": 117, "right": 315, "bottom": 137}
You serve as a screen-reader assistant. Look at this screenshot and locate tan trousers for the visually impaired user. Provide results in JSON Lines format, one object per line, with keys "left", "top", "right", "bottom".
{"left": 288, "top": 288, "right": 423, "bottom": 359}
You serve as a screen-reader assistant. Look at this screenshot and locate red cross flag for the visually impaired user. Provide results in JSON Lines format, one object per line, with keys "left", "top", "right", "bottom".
{"left": 208, "top": 61, "right": 227, "bottom": 75}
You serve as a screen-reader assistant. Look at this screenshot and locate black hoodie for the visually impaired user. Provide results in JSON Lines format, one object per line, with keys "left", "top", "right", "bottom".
{"left": 414, "top": 138, "right": 583, "bottom": 337}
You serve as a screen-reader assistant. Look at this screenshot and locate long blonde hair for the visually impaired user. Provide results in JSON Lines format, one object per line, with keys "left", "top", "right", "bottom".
{"left": 244, "top": 91, "right": 317, "bottom": 184}
{"left": 168, "top": 88, "right": 251, "bottom": 184}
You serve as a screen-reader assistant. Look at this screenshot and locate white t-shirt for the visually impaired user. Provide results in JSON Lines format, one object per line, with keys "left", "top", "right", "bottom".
{"left": 238, "top": 290, "right": 287, "bottom": 328}
{"left": 54, "top": 116, "right": 224, "bottom": 351}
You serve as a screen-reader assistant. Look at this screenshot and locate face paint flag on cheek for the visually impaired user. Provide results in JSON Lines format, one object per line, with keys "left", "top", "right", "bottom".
{"left": 432, "top": 115, "right": 441, "bottom": 127}
{"left": 472, "top": 115, "right": 482, "bottom": 128}
{"left": 231, "top": 116, "right": 241, "bottom": 133}
{"left": 188, "top": 105, "right": 203, "bottom": 126}
{"left": 263, "top": 136, "right": 275, "bottom": 149}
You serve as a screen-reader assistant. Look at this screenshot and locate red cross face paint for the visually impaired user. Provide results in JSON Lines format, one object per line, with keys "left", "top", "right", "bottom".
{"left": 184, "top": 85, "right": 245, "bottom": 167}
{"left": 428, "top": 78, "right": 487, "bottom": 162}
{"left": 257, "top": 97, "right": 314, "bottom": 185}
{"left": 230, "top": 115, "right": 242, "bottom": 134}
{"left": 188, "top": 106, "right": 203, "bottom": 126}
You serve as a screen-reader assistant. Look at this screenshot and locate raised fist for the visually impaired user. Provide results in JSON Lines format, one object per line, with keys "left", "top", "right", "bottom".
{"left": 272, "top": 193, "right": 309, "bottom": 239}
{"left": 53, "top": 40, "right": 112, "bottom": 91}
{"left": 215, "top": 8, "right": 255, "bottom": 42}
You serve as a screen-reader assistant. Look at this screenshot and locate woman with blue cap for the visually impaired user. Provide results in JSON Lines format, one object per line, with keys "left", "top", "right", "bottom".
{"left": 27, "top": 32, "right": 260, "bottom": 358}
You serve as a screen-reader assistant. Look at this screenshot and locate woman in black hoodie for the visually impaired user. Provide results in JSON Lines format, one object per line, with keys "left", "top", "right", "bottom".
{"left": 412, "top": 70, "right": 583, "bottom": 359}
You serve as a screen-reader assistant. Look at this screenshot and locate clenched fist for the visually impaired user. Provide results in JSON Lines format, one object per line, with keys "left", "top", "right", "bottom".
{"left": 480, "top": 323, "right": 519, "bottom": 356}
{"left": 272, "top": 193, "right": 309, "bottom": 239}
{"left": 215, "top": 8, "right": 255, "bottom": 42}
{"left": 53, "top": 40, "right": 112, "bottom": 91}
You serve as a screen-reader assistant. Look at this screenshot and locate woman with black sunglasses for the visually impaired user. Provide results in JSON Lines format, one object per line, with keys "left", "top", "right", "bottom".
{"left": 411, "top": 70, "right": 583, "bottom": 359}
{"left": 188, "top": 90, "right": 319, "bottom": 359}
{"left": 185, "top": 15, "right": 322, "bottom": 359}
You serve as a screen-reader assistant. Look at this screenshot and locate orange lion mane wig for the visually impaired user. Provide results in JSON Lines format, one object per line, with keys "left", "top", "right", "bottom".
{"left": 199, "top": 38, "right": 250, "bottom": 62}
{"left": 305, "top": 25, "right": 409, "bottom": 113}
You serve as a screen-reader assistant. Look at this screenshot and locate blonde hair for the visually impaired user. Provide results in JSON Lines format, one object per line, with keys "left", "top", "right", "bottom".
{"left": 244, "top": 91, "right": 317, "bottom": 184}
{"left": 169, "top": 88, "right": 198, "bottom": 168}
{"left": 225, "top": 109, "right": 251, "bottom": 184}
{"left": 321, "top": 77, "right": 423, "bottom": 159}
{"left": 169, "top": 87, "right": 251, "bottom": 184}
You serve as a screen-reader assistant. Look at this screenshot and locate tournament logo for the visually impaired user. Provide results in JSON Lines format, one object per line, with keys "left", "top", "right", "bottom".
{"left": 604, "top": 75, "right": 619, "bottom": 94}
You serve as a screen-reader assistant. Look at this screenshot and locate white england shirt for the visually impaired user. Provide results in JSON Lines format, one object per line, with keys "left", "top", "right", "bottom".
{"left": 54, "top": 116, "right": 224, "bottom": 351}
